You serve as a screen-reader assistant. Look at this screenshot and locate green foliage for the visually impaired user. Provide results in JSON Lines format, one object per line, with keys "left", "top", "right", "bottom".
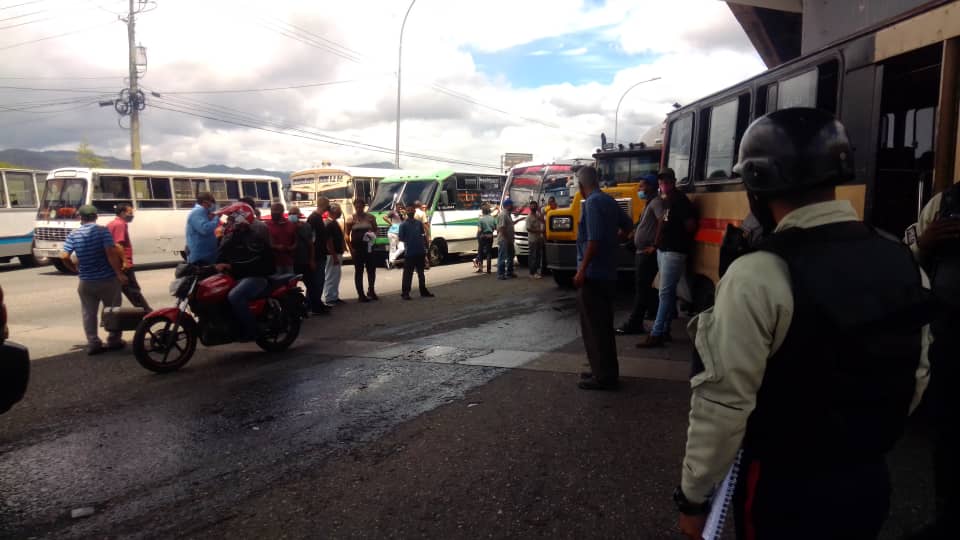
{"left": 0, "top": 161, "right": 22, "bottom": 168}
{"left": 77, "top": 141, "right": 105, "bottom": 168}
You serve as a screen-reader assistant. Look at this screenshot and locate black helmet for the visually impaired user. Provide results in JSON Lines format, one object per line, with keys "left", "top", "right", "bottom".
{"left": 733, "top": 108, "right": 854, "bottom": 194}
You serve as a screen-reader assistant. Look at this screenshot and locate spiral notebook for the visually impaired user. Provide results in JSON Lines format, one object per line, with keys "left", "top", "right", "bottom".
{"left": 702, "top": 449, "right": 742, "bottom": 540}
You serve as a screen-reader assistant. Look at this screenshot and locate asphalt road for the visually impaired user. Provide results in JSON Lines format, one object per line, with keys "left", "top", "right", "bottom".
{"left": 0, "top": 259, "right": 938, "bottom": 539}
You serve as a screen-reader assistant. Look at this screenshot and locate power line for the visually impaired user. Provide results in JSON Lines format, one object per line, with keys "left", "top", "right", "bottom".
{"left": 0, "top": 19, "right": 115, "bottom": 51}
{"left": 148, "top": 91, "right": 498, "bottom": 168}
{"left": 0, "top": 0, "right": 49, "bottom": 11}
{"left": 0, "top": 75, "right": 123, "bottom": 80}
{"left": 155, "top": 79, "right": 361, "bottom": 95}
{"left": 0, "top": 84, "right": 118, "bottom": 93}
{"left": 0, "top": 8, "right": 41, "bottom": 22}
{"left": 148, "top": 100, "right": 500, "bottom": 170}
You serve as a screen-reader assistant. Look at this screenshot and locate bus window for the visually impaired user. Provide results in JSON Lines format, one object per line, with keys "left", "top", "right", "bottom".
{"left": 134, "top": 177, "right": 174, "bottom": 209}
{"left": 92, "top": 175, "right": 133, "bottom": 213}
{"left": 705, "top": 99, "right": 739, "bottom": 179}
{"left": 226, "top": 180, "right": 240, "bottom": 200}
{"left": 271, "top": 182, "right": 280, "bottom": 202}
{"left": 440, "top": 176, "right": 457, "bottom": 210}
{"left": 0, "top": 173, "right": 6, "bottom": 207}
{"left": 174, "top": 179, "right": 204, "bottom": 208}
{"left": 479, "top": 176, "right": 502, "bottom": 206}
{"left": 757, "top": 83, "right": 778, "bottom": 115}
{"left": 816, "top": 59, "right": 839, "bottom": 113}
{"left": 778, "top": 69, "right": 817, "bottom": 109}
{"left": 400, "top": 180, "right": 437, "bottom": 209}
{"left": 242, "top": 181, "right": 258, "bottom": 199}
{"left": 209, "top": 180, "right": 228, "bottom": 202}
{"left": 255, "top": 181, "right": 270, "bottom": 203}
{"left": 666, "top": 113, "right": 694, "bottom": 183}
{"left": 5, "top": 172, "right": 37, "bottom": 208}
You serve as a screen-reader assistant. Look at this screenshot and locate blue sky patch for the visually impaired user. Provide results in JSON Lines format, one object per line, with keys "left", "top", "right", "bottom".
{"left": 471, "top": 28, "right": 657, "bottom": 88}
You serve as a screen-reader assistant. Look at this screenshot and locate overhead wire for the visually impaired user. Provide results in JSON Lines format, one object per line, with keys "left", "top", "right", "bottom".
{"left": 0, "top": 0, "right": 50, "bottom": 11}
{"left": 0, "top": 19, "right": 116, "bottom": 51}
{"left": 147, "top": 97, "right": 500, "bottom": 170}
{"left": 154, "top": 79, "right": 361, "bottom": 95}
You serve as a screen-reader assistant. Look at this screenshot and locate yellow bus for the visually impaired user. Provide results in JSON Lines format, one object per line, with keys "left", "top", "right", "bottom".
{"left": 663, "top": 1, "right": 960, "bottom": 310}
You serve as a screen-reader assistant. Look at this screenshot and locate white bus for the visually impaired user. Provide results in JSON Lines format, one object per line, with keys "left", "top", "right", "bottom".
{"left": 288, "top": 165, "right": 413, "bottom": 220}
{"left": 33, "top": 168, "right": 285, "bottom": 273}
{"left": 0, "top": 169, "right": 47, "bottom": 267}
{"left": 368, "top": 169, "right": 506, "bottom": 265}
{"left": 501, "top": 158, "right": 592, "bottom": 266}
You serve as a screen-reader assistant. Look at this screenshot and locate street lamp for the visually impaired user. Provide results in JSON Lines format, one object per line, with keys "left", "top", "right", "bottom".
{"left": 395, "top": 0, "right": 417, "bottom": 169}
{"left": 613, "top": 76, "right": 661, "bottom": 145}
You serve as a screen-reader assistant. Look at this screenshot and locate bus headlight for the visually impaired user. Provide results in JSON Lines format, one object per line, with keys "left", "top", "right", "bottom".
{"left": 550, "top": 216, "right": 573, "bottom": 231}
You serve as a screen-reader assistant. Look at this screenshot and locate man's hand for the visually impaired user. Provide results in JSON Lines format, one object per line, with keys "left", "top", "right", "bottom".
{"left": 116, "top": 273, "right": 130, "bottom": 286}
{"left": 678, "top": 513, "right": 706, "bottom": 540}
{"left": 215, "top": 263, "right": 231, "bottom": 272}
{"left": 573, "top": 270, "right": 585, "bottom": 289}
{"left": 918, "top": 218, "right": 960, "bottom": 254}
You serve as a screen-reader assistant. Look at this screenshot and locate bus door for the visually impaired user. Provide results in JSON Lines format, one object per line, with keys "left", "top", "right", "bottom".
{"left": 873, "top": 44, "right": 941, "bottom": 237}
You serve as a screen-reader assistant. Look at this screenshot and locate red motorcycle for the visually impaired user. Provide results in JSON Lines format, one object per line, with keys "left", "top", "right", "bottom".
{"left": 132, "top": 263, "right": 306, "bottom": 373}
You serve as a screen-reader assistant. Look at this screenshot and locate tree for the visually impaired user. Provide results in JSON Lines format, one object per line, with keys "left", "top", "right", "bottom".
{"left": 77, "top": 140, "right": 105, "bottom": 168}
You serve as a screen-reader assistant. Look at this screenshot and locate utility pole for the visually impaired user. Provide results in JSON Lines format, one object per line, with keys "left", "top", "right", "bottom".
{"left": 102, "top": 2, "right": 150, "bottom": 168}
{"left": 127, "top": 0, "right": 141, "bottom": 169}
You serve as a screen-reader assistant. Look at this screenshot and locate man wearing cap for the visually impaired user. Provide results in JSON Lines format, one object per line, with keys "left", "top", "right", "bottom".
{"left": 675, "top": 109, "right": 932, "bottom": 539}
{"left": 638, "top": 167, "right": 697, "bottom": 348}
{"left": 617, "top": 174, "right": 664, "bottom": 334}
{"left": 59, "top": 205, "right": 130, "bottom": 355}
{"left": 497, "top": 198, "right": 518, "bottom": 279}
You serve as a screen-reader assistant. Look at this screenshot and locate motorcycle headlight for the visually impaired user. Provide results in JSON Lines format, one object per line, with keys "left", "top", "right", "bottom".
{"left": 550, "top": 215, "right": 573, "bottom": 231}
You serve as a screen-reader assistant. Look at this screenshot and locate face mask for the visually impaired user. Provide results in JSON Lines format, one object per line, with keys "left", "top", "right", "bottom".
{"left": 123, "top": 214, "right": 135, "bottom": 223}
{"left": 271, "top": 212, "right": 283, "bottom": 222}
{"left": 289, "top": 214, "right": 300, "bottom": 223}
{"left": 638, "top": 192, "right": 647, "bottom": 201}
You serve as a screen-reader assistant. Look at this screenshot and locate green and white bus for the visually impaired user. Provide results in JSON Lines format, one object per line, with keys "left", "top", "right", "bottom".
{"left": 367, "top": 169, "right": 506, "bottom": 266}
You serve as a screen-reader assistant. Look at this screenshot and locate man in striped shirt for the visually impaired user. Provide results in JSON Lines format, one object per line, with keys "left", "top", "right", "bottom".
{"left": 60, "top": 205, "right": 129, "bottom": 355}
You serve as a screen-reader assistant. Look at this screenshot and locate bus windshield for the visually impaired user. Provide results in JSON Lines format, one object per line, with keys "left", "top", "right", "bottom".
{"left": 398, "top": 180, "right": 437, "bottom": 208}
{"left": 505, "top": 166, "right": 546, "bottom": 214}
{"left": 596, "top": 154, "right": 660, "bottom": 185}
{"left": 504, "top": 164, "right": 578, "bottom": 214}
{"left": 38, "top": 178, "right": 86, "bottom": 219}
{"left": 542, "top": 172, "right": 577, "bottom": 208}
{"left": 369, "top": 182, "right": 403, "bottom": 211}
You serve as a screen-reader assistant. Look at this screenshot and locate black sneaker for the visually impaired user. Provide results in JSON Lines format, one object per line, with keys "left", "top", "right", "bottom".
{"left": 420, "top": 291, "right": 434, "bottom": 298}
{"left": 401, "top": 294, "right": 412, "bottom": 300}
{"left": 357, "top": 295, "right": 370, "bottom": 303}
{"left": 577, "top": 377, "right": 619, "bottom": 391}
{"left": 367, "top": 291, "right": 379, "bottom": 301}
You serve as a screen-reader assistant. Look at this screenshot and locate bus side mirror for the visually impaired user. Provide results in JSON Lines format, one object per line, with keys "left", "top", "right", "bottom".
{"left": 439, "top": 192, "right": 450, "bottom": 208}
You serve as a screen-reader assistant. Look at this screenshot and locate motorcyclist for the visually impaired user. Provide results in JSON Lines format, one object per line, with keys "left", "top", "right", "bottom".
{"left": 214, "top": 203, "right": 276, "bottom": 342}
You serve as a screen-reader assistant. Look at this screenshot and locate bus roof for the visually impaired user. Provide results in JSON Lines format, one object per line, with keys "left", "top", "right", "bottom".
{"left": 507, "top": 158, "right": 593, "bottom": 172}
{"left": 45, "top": 167, "right": 281, "bottom": 181}
{"left": 289, "top": 166, "right": 411, "bottom": 179}
{"left": 378, "top": 169, "right": 505, "bottom": 183}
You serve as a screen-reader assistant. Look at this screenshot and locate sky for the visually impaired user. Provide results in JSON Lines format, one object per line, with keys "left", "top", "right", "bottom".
{"left": 0, "top": 0, "right": 766, "bottom": 173}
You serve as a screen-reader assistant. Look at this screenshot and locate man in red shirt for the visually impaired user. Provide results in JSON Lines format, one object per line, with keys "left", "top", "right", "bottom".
{"left": 267, "top": 202, "right": 297, "bottom": 274}
{"left": 107, "top": 204, "right": 151, "bottom": 310}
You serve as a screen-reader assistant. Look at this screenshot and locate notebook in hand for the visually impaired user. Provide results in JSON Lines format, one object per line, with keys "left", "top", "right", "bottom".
{"left": 701, "top": 449, "right": 742, "bottom": 540}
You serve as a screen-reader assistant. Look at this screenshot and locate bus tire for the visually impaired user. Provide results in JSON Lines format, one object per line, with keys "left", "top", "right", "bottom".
{"left": 552, "top": 270, "right": 574, "bottom": 288}
{"left": 52, "top": 259, "right": 76, "bottom": 275}
{"left": 428, "top": 239, "right": 447, "bottom": 267}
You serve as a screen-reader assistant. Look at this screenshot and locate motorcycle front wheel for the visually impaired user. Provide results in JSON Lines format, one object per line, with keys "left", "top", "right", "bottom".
{"left": 133, "top": 315, "right": 198, "bottom": 373}
{"left": 256, "top": 292, "right": 303, "bottom": 353}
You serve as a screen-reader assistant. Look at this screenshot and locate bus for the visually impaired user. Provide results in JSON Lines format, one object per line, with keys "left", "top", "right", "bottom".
{"left": 33, "top": 168, "right": 286, "bottom": 273}
{"left": 500, "top": 159, "right": 592, "bottom": 267}
{"left": 660, "top": 0, "right": 960, "bottom": 311}
{"left": 288, "top": 165, "right": 411, "bottom": 221}
{"left": 0, "top": 169, "right": 47, "bottom": 267}
{"left": 367, "top": 169, "right": 506, "bottom": 266}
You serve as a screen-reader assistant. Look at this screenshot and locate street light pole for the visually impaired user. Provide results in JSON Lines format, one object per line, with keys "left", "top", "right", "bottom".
{"left": 395, "top": 0, "right": 417, "bottom": 169}
{"left": 613, "top": 76, "right": 661, "bottom": 145}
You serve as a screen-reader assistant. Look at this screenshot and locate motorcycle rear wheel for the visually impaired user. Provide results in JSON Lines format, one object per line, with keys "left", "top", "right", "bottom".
{"left": 133, "top": 315, "right": 198, "bottom": 373}
{"left": 256, "top": 293, "right": 303, "bottom": 353}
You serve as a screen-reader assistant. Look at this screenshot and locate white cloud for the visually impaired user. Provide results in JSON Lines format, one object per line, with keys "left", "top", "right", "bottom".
{"left": 0, "top": 0, "right": 764, "bottom": 171}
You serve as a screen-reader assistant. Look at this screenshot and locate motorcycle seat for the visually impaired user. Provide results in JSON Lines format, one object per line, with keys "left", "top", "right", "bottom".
{"left": 267, "top": 273, "right": 299, "bottom": 287}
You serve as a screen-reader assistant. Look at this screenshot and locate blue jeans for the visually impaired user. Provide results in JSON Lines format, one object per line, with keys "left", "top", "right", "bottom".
{"left": 652, "top": 250, "right": 686, "bottom": 336}
{"left": 228, "top": 276, "right": 268, "bottom": 339}
{"left": 497, "top": 240, "right": 515, "bottom": 277}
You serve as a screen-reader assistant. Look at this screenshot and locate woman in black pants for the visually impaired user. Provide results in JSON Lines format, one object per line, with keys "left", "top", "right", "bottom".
{"left": 345, "top": 199, "right": 379, "bottom": 302}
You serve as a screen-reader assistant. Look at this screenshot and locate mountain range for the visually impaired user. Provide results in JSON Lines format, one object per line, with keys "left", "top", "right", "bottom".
{"left": 0, "top": 148, "right": 400, "bottom": 183}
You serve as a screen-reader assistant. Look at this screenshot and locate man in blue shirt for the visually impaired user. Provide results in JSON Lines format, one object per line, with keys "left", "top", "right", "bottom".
{"left": 60, "top": 205, "right": 129, "bottom": 355}
{"left": 574, "top": 165, "right": 633, "bottom": 390}
{"left": 398, "top": 202, "right": 434, "bottom": 300}
{"left": 186, "top": 192, "right": 218, "bottom": 264}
